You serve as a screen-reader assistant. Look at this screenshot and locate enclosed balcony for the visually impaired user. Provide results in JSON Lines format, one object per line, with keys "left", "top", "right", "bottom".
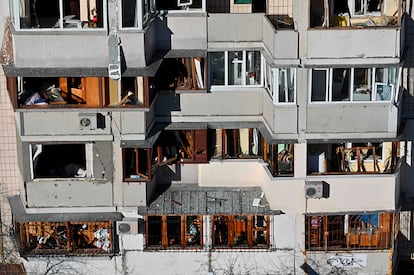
{"left": 307, "top": 66, "right": 402, "bottom": 139}
{"left": 207, "top": 13, "right": 298, "bottom": 63}
{"left": 307, "top": 0, "right": 404, "bottom": 64}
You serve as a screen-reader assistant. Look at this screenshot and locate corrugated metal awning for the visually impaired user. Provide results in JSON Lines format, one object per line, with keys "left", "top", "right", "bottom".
{"left": 138, "top": 184, "right": 283, "bottom": 215}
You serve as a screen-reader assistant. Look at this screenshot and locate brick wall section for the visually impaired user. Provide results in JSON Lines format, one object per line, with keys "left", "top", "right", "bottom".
{"left": 0, "top": 67, "right": 21, "bottom": 262}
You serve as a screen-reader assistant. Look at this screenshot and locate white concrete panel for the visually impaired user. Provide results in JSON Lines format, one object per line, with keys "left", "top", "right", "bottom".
{"left": 13, "top": 32, "right": 109, "bottom": 68}
{"left": 20, "top": 110, "right": 112, "bottom": 136}
{"left": 305, "top": 174, "right": 397, "bottom": 213}
{"left": 166, "top": 15, "right": 207, "bottom": 50}
{"left": 26, "top": 180, "right": 113, "bottom": 207}
{"left": 307, "top": 104, "right": 397, "bottom": 137}
{"left": 307, "top": 28, "right": 400, "bottom": 59}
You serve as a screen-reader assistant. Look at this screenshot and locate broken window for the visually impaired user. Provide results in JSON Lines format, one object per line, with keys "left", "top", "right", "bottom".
{"left": 305, "top": 212, "right": 394, "bottom": 251}
{"left": 264, "top": 143, "right": 294, "bottom": 177}
{"left": 209, "top": 51, "right": 262, "bottom": 87}
{"left": 264, "top": 62, "right": 296, "bottom": 104}
{"left": 211, "top": 128, "right": 262, "bottom": 159}
{"left": 17, "top": 0, "right": 105, "bottom": 29}
{"left": 309, "top": 0, "right": 398, "bottom": 28}
{"left": 310, "top": 67, "right": 400, "bottom": 102}
{"left": 121, "top": 0, "right": 154, "bottom": 29}
{"left": 16, "top": 221, "right": 113, "bottom": 256}
{"left": 212, "top": 215, "right": 270, "bottom": 249}
{"left": 30, "top": 143, "right": 93, "bottom": 179}
{"left": 154, "top": 58, "right": 206, "bottom": 91}
{"left": 145, "top": 215, "right": 203, "bottom": 250}
{"left": 11, "top": 76, "right": 154, "bottom": 108}
{"left": 155, "top": 129, "right": 208, "bottom": 165}
{"left": 122, "top": 147, "right": 154, "bottom": 181}
{"left": 307, "top": 142, "right": 401, "bottom": 174}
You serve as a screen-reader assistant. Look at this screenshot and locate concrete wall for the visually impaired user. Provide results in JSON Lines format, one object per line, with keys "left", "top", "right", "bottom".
{"left": 262, "top": 16, "right": 298, "bottom": 60}
{"left": 306, "top": 103, "right": 398, "bottom": 139}
{"left": 262, "top": 93, "right": 298, "bottom": 136}
{"left": 306, "top": 252, "right": 391, "bottom": 275}
{"left": 208, "top": 13, "right": 263, "bottom": 42}
{"left": 118, "top": 31, "right": 147, "bottom": 68}
{"left": 199, "top": 160, "right": 399, "bottom": 214}
{"left": 16, "top": 110, "right": 112, "bottom": 138}
{"left": 305, "top": 174, "right": 398, "bottom": 213}
{"left": 307, "top": 28, "right": 401, "bottom": 61}
{"left": 155, "top": 89, "right": 263, "bottom": 120}
{"left": 26, "top": 180, "right": 113, "bottom": 207}
{"left": 12, "top": 30, "right": 109, "bottom": 68}
{"left": 163, "top": 13, "right": 207, "bottom": 50}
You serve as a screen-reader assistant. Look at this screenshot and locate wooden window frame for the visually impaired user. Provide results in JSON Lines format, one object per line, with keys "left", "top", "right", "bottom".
{"left": 122, "top": 147, "right": 152, "bottom": 182}
{"left": 16, "top": 221, "right": 114, "bottom": 256}
{"left": 305, "top": 213, "right": 395, "bottom": 252}
{"left": 145, "top": 215, "right": 203, "bottom": 250}
{"left": 212, "top": 214, "right": 270, "bottom": 249}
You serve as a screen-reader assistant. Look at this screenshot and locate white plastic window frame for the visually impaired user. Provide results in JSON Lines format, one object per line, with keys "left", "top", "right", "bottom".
{"left": 309, "top": 67, "right": 399, "bottom": 103}
{"left": 210, "top": 50, "right": 263, "bottom": 89}
{"left": 29, "top": 143, "right": 94, "bottom": 180}
{"left": 274, "top": 68, "right": 296, "bottom": 104}
{"left": 13, "top": 0, "right": 107, "bottom": 31}
{"left": 348, "top": 0, "right": 385, "bottom": 17}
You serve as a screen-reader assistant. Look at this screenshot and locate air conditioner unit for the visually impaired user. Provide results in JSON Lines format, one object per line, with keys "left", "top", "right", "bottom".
{"left": 117, "top": 221, "right": 138, "bottom": 235}
{"left": 79, "top": 113, "right": 97, "bottom": 130}
{"left": 305, "top": 181, "right": 329, "bottom": 199}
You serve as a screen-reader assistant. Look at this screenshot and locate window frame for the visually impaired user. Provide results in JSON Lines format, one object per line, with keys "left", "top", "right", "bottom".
{"left": 305, "top": 212, "right": 395, "bottom": 252}
{"left": 13, "top": 0, "right": 107, "bottom": 31}
{"left": 145, "top": 215, "right": 204, "bottom": 250}
{"left": 16, "top": 220, "right": 114, "bottom": 256}
{"left": 209, "top": 50, "right": 263, "bottom": 89}
{"left": 212, "top": 214, "right": 270, "bottom": 249}
{"left": 29, "top": 142, "right": 94, "bottom": 180}
{"left": 309, "top": 67, "right": 401, "bottom": 103}
{"left": 122, "top": 147, "right": 153, "bottom": 182}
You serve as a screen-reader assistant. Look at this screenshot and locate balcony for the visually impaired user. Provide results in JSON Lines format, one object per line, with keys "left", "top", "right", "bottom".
{"left": 26, "top": 179, "right": 113, "bottom": 207}
{"left": 307, "top": 28, "right": 401, "bottom": 64}
{"left": 306, "top": 103, "right": 400, "bottom": 139}
{"left": 307, "top": 0, "right": 403, "bottom": 65}
{"left": 307, "top": 142, "right": 401, "bottom": 175}
{"left": 207, "top": 13, "right": 298, "bottom": 63}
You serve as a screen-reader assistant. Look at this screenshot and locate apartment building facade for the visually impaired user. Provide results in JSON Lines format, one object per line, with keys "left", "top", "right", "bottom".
{"left": 0, "top": 0, "right": 409, "bottom": 274}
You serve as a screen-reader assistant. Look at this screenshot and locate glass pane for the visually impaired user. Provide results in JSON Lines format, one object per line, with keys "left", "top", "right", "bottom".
{"left": 279, "top": 69, "right": 295, "bottom": 103}
{"left": 210, "top": 52, "right": 225, "bottom": 85}
{"left": 375, "top": 68, "right": 395, "bottom": 101}
{"left": 122, "top": 0, "right": 138, "bottom": 28}
{"left": 253, "top": 215, "right": 268, "bottom": 247}
{"left": 311, "top": 70, "right": 327, "bottom": 102}
{"left": 20, "top": 0, "right": 59, "bottom": 28}
{"left": 332, "top": 68, "right": 350, "bottom": 101}
{"left": 228, "top": 51, "right": 243, "bottom": 85}
{"left": 233, "top": 216, "right": 248, "bottom": 247}
{"left": 167, "top": 216, "right": 181, "bottom": 248}
{"left": 213, "top": 216, "right": 229, "bottom": 247}
{"left": 353, "top": 68, "right": 372, "bottom": 101}
{"left": 265, "top": 64, "right": 273, "bottom": 96}
{"left": 186, "top": 216, "right": 202, "bottom": 247}
{"left": 246, "top": 51, "right": 261, "bottom": 85}
{"left": 147, "top": 216, "right": 162, "bottom": 247}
